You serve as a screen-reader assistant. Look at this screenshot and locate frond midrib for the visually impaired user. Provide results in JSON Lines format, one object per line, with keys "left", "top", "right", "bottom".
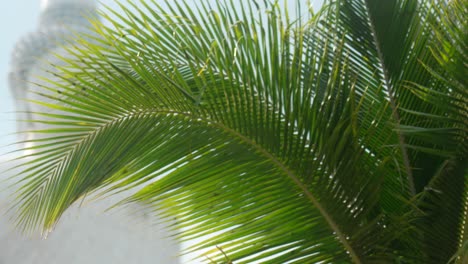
{"left": 362, "top": 0, "right": 415, "bottom": 196}
{"left": 33, "top": 106, "right": 363, "bottom": 263}
{"left": 211, "top": 120, "right": 362, "bottom": 263}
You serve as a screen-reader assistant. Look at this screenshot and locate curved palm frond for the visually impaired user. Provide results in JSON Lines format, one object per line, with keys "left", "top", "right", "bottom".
{"left": 7, "top": 0, "right": 467, "bottom": 263}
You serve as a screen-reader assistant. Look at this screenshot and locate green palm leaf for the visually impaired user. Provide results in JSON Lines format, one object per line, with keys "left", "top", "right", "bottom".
{"left": 7, "top": 0, "right": 467, "bottom": 263}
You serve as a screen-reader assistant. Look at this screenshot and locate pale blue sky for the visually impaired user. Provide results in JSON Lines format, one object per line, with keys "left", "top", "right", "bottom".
{"left": 0, "top": 0, "right": 323, "bottom": 154}
{"left": 0, "top": 1, "right": 38, "bottom": 153}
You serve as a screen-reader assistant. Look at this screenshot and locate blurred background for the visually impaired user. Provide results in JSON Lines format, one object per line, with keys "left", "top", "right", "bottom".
{"left": 0, "top": 0, "right": 134, "bottom": 155}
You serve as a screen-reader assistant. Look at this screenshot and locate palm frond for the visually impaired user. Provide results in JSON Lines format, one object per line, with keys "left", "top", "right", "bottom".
{"left": 7, "top": 0, "right": 467, "bottom": 263}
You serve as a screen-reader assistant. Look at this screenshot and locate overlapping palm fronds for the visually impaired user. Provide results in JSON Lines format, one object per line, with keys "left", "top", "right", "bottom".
{"left": 7, "top": 0, "right": 467, "bottom": 263}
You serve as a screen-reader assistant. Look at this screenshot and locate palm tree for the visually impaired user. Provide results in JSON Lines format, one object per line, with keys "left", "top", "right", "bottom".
{"left": 7, "top": 0, "right": 466, "bottom": 262}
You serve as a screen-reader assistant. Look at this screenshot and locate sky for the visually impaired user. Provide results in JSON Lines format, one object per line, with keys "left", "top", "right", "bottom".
{"left": 0, "top": 1, "right": 37, "bottom": 154}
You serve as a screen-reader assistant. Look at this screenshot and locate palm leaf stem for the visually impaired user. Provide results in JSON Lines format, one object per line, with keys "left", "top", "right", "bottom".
{"left": 363, "top": 0, "right": 416, "bottom": 196}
